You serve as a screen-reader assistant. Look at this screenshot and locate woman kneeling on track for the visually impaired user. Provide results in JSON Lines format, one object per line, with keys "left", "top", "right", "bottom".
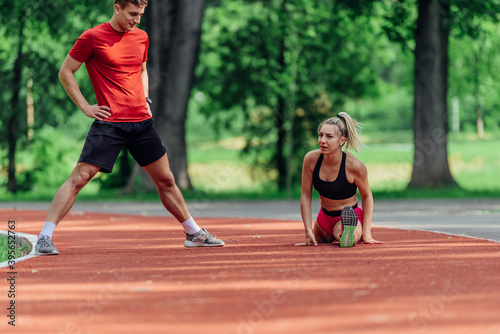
{"left": 299, "top": 112, "right": 382, "bottom": 247}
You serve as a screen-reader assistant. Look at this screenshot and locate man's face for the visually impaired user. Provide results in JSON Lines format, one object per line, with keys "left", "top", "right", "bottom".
{"left": 114, "top": 3, "right": 145, "bottom": 32}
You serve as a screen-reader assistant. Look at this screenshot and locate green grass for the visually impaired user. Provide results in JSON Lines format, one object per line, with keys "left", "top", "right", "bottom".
{"left": 447, "top": 134, "right": 500, "bottom": 191}
{"left": 1, "top": 131, "right": 500, "bottom": 201}
{"left": 182, "top": 131, "right": 500, "bottom": 200}
{"left": 187, "top": 141, "right": 243, "bottom": 164}
{"left": 0, "top": 234, "right": 31, "bottom": 263}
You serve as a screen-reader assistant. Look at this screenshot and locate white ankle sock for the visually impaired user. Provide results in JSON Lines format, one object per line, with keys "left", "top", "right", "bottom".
{"left": 180, "top": 217, "right": 201, "bottom": 234}
{"left": 39, "top": 222, "right": 57, "bottom": 239}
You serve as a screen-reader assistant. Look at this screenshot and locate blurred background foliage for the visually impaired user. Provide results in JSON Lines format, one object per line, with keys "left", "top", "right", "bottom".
{"left": 1, "top": 0, "right": 500, "bottom": 200}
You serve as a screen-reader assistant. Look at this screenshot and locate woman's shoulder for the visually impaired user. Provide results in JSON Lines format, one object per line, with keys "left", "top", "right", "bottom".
{"left": 304, "top": 149, "right": 321, "bottom": 162}
{"left": 303, "top": 150, "right": 321, "bottom": 171}
{"left": 345, "top": 152, "right": 367, "bottom": 174}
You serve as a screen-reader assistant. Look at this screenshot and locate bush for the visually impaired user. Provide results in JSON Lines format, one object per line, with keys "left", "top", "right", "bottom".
{"left": 23, "top": 125, "right": 82, "bottom": 189}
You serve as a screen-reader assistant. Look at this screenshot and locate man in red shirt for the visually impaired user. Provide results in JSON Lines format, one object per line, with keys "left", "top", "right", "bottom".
{"left": 35, "top": 0, "right": 224, "bottom": 255}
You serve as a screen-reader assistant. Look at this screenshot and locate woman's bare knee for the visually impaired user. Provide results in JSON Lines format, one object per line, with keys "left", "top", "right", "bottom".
{"left": 314, "top": 221, "right": 334, "bottom": 244}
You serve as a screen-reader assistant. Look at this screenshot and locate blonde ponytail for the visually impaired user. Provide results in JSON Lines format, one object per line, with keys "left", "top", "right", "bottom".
{"left": 318, "top": 112, "right": 367, "bottom": 153}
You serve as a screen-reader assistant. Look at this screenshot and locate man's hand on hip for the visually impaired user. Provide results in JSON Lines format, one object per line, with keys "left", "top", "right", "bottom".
{"left": 83, "top": 104, "right": 111, "bottom": 121}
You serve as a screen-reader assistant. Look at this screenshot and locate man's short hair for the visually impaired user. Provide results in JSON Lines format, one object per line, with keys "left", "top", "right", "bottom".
{"left": 115, "top": 0, "right": 148, "bottom": 8}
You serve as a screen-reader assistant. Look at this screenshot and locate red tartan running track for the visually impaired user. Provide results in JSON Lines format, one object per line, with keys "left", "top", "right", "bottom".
{"left": 1, "top": 209, "right": 499, "bottom": 334}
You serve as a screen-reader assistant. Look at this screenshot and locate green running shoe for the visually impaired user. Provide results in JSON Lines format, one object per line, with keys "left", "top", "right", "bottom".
{"left": 340, "top": 206, "right": 358, "bottom": 248}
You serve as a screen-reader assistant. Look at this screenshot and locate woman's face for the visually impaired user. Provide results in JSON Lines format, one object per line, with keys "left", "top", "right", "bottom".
{"left": 318, "top": 123, "right": 345, "bottom": 153}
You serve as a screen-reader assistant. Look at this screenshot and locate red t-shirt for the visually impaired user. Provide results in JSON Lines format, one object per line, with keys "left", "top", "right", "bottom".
{"left": 69, "top": 22, "right": 150, "bottom": 122}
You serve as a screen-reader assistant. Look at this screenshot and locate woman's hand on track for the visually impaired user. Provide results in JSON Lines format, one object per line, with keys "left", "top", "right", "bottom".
{"left": 295, "top": 230, "right": 318, "bottom": 246}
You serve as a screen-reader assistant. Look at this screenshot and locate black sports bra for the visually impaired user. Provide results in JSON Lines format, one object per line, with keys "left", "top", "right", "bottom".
{"left": 312, "top": 152, "right": 357, "bottom": 200}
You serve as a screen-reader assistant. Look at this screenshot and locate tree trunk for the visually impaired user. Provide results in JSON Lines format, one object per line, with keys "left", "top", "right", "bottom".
{"left": 276, "top": 35, "right": 286, "bottom": 192}
{"left": 476, "top": 104, "right": 484, "bottom": 138}
{"left": 125, "top": 0, "right": 205, "bottom": 192}
{"left": 409, "top": 0, "right": 457, "bottom": 188}
{"left": 7, "top": 14, "right": 25, "bottom": 194}
{"left": 148, "top": 0, "right": 205, "bottom": 190}
{"left": 473, "top": 52, "right": 484, "bottom": 138}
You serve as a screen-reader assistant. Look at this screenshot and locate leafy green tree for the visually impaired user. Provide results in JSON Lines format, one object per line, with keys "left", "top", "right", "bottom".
{"left": 449, "top": 21, "right": 500, "bottom": 136}
{"left": 123, "top": 0, "right": 206, "bottom": 193}
{"left": 196, "top": 0, "right": 380, "bottom": 193}
{"left": 377, "top": 0, "right": 499, "bottom": 188}
{"left": 409, "top": 0, "right": 457, "bottom": 188}
{"left": 0, "top": 0, "right": 125, "bottom": 193}
{"left": 409, "top": 0, "right": 499, "bottom": 188}
{"left": 0, "top": 0, "right": 109, "bottom": 194}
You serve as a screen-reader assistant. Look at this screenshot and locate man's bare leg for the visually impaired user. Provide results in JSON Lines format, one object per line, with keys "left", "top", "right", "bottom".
{"left": 142, "top": 154, "right": 191, "bottom": 222}
{"left": 143, "top": 154, "right": 224, "bottom": 247}
{"left": 45, "top": 163, "right": 101, "bottom": 225}
{"left": 36, "top": 163, "right": 100, "bottom": 255}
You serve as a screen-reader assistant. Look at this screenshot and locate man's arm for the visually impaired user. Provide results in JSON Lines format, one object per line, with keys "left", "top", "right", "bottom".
{"left": 141, "top": 62, "right": 149, "bottom": 96}
{"left": 58, "top": 55, "right": 111, "bottom": 120}
{"left": 141, "top": 62, "right": 152, "bottom": 116}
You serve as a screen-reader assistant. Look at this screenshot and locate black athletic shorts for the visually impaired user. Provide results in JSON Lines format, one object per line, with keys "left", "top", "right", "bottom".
{"left": 78, "top": 118, "right": 167, "bottom": 173}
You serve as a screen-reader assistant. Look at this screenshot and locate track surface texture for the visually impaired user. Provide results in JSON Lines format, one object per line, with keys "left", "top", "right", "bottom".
{"left": 1, "top": 208, "right": 500, "bottom": 334}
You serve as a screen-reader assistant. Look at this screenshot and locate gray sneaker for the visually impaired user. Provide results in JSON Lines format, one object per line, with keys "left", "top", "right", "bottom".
{"left": 184, "top": 228, "right": 225, "bottom": 247}
{"left": 35, "top": 235, "right": 59, "bottom": 255}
